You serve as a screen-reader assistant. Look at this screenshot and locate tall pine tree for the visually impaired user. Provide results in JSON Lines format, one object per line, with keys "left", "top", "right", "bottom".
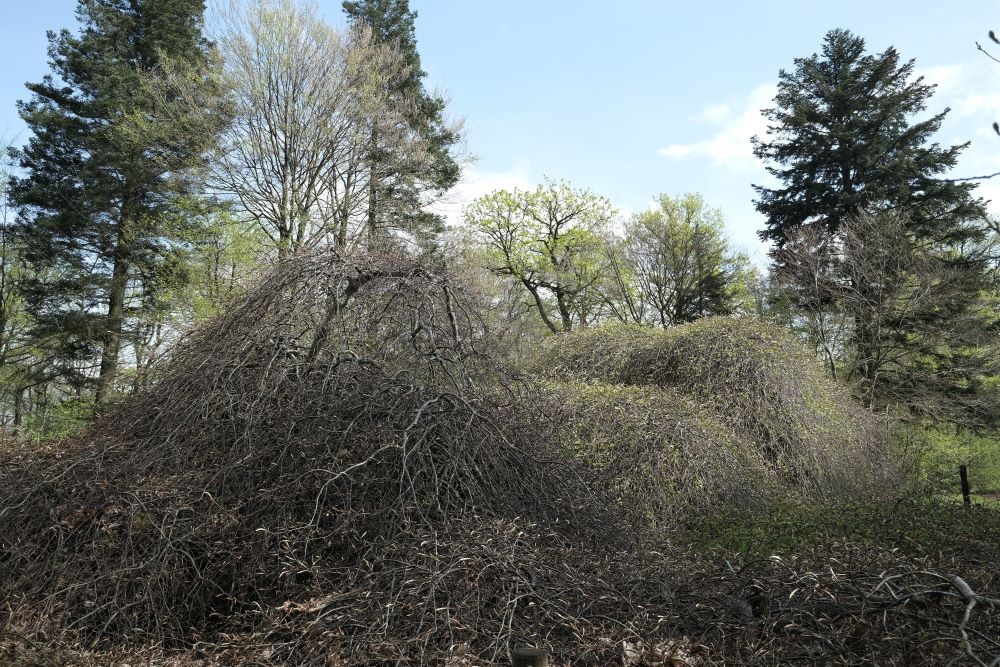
{"left": 754, "top": 29, "right": 998, "bottom": 426}
{"left": 11, "top": 0, "right": 225, "bottom": 404}
{"left": 753, "top": 29, "right": 985, "bottom": 249}
{"left": 343, "top": 0, "right": 460, "bottom": 247}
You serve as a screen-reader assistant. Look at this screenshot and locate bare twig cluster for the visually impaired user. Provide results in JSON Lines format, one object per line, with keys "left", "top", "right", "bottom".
{"left": 705, "top": 546, "right": 1000, "bottom": 665}
{"left": 0, "top": 250, "right": 996, "bottom": 666}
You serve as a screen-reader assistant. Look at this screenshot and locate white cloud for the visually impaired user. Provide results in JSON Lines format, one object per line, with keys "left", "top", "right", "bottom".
{"left": 974, "top": 181, "right": 1000, "bottom": 215}
{"left": 913, "top": 61, "right": 1000, "bottom": 123}
{"left": 953, "top": 91, "right": 1000, "bottom": 117}
{"left": 914, "top": 61, "right": 1000, "bottom": 195}
{"left": 696, "top": 103, "right": 731, "bottom": 124}
{"left": 658, "top": 83, "right": 776, "bottom": 172}
{"left": 430, "top": 162, "right": 532, "bottom": 226}
{"left": 912, "top": 64, "right": 964, "bottom": 94}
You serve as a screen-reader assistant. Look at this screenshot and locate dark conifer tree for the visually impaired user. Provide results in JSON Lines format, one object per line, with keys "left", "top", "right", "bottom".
{"left": 755, "top": 29, "right": 999, "bottom": 427}
{"left": 343, "top": 0, "right": 460, "bottom": 247}
{"left": 11, "top": 0, "right": 225, "bottom": 403}
{"left": 753, "top": 28, "right": 985, "bottom": 250}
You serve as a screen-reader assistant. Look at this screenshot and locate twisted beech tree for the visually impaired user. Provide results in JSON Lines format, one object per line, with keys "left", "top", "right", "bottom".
{"left": 464, "top": 180, "right": 616, "bottom": 333}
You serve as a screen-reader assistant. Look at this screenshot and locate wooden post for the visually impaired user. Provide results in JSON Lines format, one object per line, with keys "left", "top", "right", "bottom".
{"left": 512, "top": 647, "right": 548, "bottom": 667}
{"left": 960, "top": 464, "right": 971, "bottom": 507}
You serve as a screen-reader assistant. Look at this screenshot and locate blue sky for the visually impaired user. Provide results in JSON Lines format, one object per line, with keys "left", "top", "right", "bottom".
{"left": 3, "top": 1, "right": 1000, "bottom": 261}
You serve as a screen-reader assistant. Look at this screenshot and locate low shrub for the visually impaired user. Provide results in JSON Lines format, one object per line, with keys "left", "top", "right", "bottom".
{"left": 533, "top": 382, "right": 777, "bottom": 524}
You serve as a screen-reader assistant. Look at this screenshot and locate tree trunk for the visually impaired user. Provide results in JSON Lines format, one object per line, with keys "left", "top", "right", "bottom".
{"left": 823, "top": 343, "right": 838, "bottom": 380}
{"left": 523, "top": 281, "right": 558, "bottom": 334}
{"left": 277, "top": 219, "right": 292, "bottom": 257}
{"left": 95, "top": 252, "right": 129, "bottom": 405}
{"left": 555, "top": 290, "right": 573, "bottom": 332}
{"left": 335, "top": 169, "right": 354, "bottom": 248}
{"left": 12, "top": 386, "right": 23, "bottom": 436}
{"left": 366, "top": 128, "right": 379, "bottom": 246}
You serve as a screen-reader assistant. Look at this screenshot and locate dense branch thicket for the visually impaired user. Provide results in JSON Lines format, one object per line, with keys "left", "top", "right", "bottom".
{"left": 534, "top": 382, "right": 777, "bottom": 525}
{"left": 0, "top": 252, "right": 996, "bottom": 666}
{"left": 0, "top": 250, "right": 681, "bottom": 663}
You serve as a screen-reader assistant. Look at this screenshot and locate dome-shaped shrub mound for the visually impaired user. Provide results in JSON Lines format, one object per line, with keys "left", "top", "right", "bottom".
{"left": 531, "top": 318, "right": 895, "bottom": 499}
{"left": 534, "top": 382, "right": 777, "bottom": 523}
{"left": 0, "top": 250, "right": 700, "bottom": 665}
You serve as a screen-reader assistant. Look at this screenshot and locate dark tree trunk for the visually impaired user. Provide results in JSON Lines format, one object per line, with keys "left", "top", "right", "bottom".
{"left": 95, "top": 252, "right": 129, "bottom": 405}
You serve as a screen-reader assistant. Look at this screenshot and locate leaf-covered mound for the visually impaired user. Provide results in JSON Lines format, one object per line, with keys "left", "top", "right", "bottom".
{"left": 531, "top": 319, "right": 895, "bottom": 500}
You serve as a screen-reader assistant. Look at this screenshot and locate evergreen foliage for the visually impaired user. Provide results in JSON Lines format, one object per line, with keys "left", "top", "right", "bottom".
{"left": 10, "top": 0, "right": 226, "bottom": 402}
{"left": 755, "top": 29, "right": 1000, "bottom": 427}
{"left": 343, "top": 0, "right": 461, "bottom": 246}
{"left": 753, "top": 28, "right": 985, "bottom": 249}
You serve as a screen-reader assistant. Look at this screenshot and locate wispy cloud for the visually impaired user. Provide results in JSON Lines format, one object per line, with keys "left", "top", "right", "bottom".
{"left": 913, "top": 60, "right": 1000, "bottom": 212}
{"left": 909, "top": 63, "right": 1000, "bottom": 121}
{"left": 658, "top": 83, "right": 776, "bottom": 172}
{"left": 912, "top": 64, "right": 964, "bottom": 93}
{"left": 695, "top": 103, "right": 731, "bottom": 124}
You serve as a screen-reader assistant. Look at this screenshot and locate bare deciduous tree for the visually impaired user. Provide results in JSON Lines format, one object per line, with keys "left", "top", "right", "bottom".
{"left": 214, "top": 0, "right": 427, "bottom": 254}
{"left": 772, "top": 210, "right": 1000, "bottom": 427}
{"left": 770, "top": 224, "right": 848, "bottom": 378}
{"left": 840, "top": 212, "right": 1000, "bottom": 426}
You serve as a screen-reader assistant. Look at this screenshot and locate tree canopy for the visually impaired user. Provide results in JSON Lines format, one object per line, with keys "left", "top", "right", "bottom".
{"left": 756, "top": 29, "right": 1000, "bottom": 428}
{"left": 464, "top": 180, "right": 615, "bottom": 333}
{"left": 10, "top": 0, "right": 225, "bottom": 403}
{"left": 343, "top": 0, "right": 461, "bottom": 247}
{"left": 607, "top": 193, "right": 755, "bottom": 327}
{"left": 753, "top": 28, "right": 985, "bottom": 250}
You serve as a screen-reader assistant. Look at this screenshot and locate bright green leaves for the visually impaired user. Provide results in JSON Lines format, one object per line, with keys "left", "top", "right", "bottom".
{"left": 612, "top": 193, "right": 755, "bottom": 326}
{"left": 464, "top": 179, "right": 616, "bottom": 333}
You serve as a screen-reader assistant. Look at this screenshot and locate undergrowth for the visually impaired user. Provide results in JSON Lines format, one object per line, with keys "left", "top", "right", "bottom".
{"left": 688, "top": 497, "right": 1000, "bottom": 560}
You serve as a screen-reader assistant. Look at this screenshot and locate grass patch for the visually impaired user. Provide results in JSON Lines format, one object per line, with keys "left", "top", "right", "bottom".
{"left": 686, "top": 496, "right": 1000, "bottom": 560}
{"left": 918, "top": 426, "right": 1000, "bottom": 492}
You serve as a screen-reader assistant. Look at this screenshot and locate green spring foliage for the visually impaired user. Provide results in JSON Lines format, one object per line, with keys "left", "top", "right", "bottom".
{"left": 531, "top": 317, "right": 896, "bottom": 501}
{"left": 905, "top": 424, "right": 1000, "bottom": 506}
{"left": 535, "top": 382, "right": 777, "bottom": 524}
